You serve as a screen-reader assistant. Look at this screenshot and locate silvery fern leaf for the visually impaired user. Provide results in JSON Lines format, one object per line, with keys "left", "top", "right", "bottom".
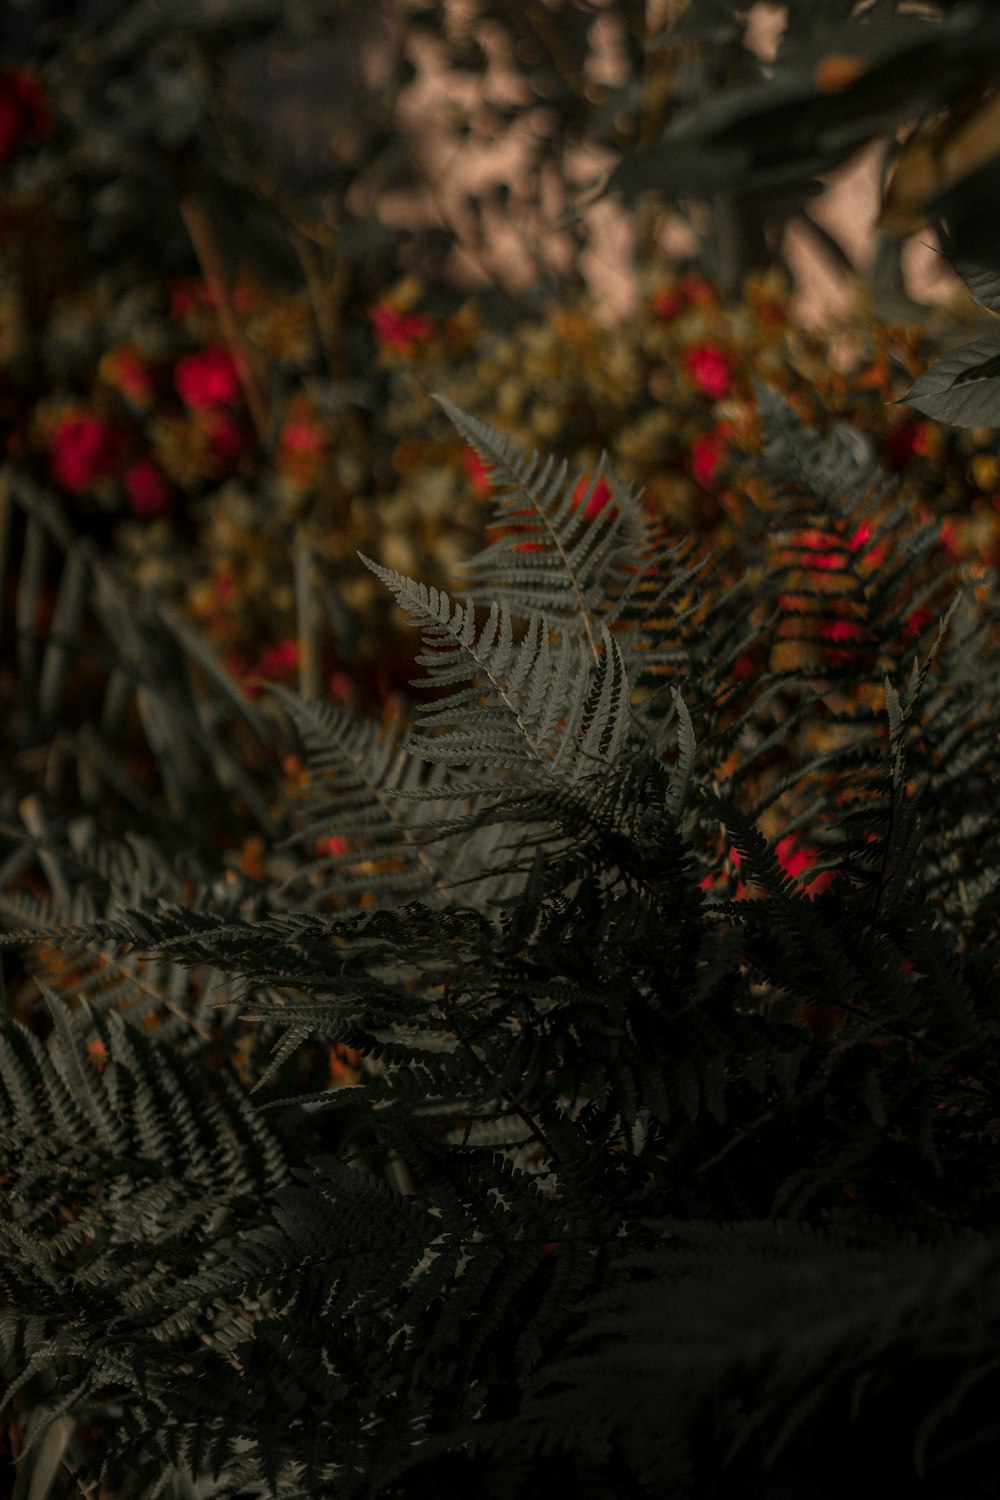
{"left": 264, "top": 686, "right": 467, "bottom": 911}
{"left": 437, "top": 397, "right": 650, "bottom": 662}
{"left": 557, "top": 624, "right": 632, "bottom": 781}
{"left": 359, "top": 561, "right": 594, "bottom": 776}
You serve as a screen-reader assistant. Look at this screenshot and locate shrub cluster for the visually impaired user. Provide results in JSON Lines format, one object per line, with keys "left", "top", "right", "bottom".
{"left": 6, "top": 23, "right": 1000, "bottom": 1499}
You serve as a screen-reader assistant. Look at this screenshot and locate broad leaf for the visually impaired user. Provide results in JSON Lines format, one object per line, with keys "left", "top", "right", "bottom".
{"left": 898, "top": 338, "right": 1000, "bottom": 427}
{"left": 951, "top": 258, "right": 1000, "bottom": 315}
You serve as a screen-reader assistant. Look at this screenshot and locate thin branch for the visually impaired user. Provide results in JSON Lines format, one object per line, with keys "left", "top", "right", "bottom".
{"left": 177, "top": 190, "right": 271, "bottom": 446}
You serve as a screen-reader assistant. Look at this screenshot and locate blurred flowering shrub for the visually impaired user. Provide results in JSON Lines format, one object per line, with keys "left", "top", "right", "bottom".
{"left": 3, "top": 180, "right": 998, "bottom": 732}
{"left": 1, "top": 2, "right": 999, "bottom": 881}
{"left": 0, "top": 67, "right": 49, "bottom": 163}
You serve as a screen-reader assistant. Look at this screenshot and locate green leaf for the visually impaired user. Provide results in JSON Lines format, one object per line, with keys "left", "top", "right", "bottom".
{"left": 951, "top": 257, "right": 1000, "bottom": 315}
{"left": 898, "top": 338, "right": 1000, "bottom": 427}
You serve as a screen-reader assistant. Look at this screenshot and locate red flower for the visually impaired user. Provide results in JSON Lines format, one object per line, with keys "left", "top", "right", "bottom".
{"left": 572, "top": 472, "right": 616, "bottom": 521}
{"left": 652, "top": 288, "right": 686, "bottom": 321}
{"left": 125, "top": 458, "right": 173, "bottom": 519}
{"left": 86, "top": 1038, "right": 108, "bottom": 1073}
{"left": 370, "top": 302, "right": 435, "bottom": 355}
{"left": 885, "top": 419, "right": 929, "bottom": 468}
{"left": 254, "top": 638, "right": 299, "bottom": 679}
{"left": 281, "top": 416, "right": 325, "bottom": 456}
{"left": 329, "top": 1043, "right": 361, "bottom": 1085}
{"left": 49, "top": 414, "right": 123, "bottom": 493}
{"left": 796, "top": 522, "right": 886, "bottom": 572}
{"left": 461, "top": 447, "right": 491, "bottom": 497}
{"left": 796, "top": 527, "right": 845, "bottom": 570}
{"left": 939, "top": 517, "right": 960, "bottom": 562}
{"left": 821, "top": 617, "right": 867, "bottom": 667}
{"left": 690, "top": 425, "right": 730, "bottom": 488}
{"left": 204, "top": 409, "right": 249, "bottom": 468}
{"left": 240, "top": 638, "right": 299, "bottom": 698}
{"left": 901, "top": 607, "right": 932, "bottom": 644}
{"left": 776, "top": 835, "right": 834, "bottom": 893}
{"left": 278, "top": 407, "right": 327, "bottom": 487}
{"left": 775, "top": 836, "right": 815, "bottom": 880}
{"left": 174, "top": 345, "right": 241, "bottom": 409}
{"left": 684, "top": 345, "right": 733, "bottom": 400}
{"left": 315, "top": 835, "right": 349, "bottom": 859}
{"left": 0, "top": 69, "right": 50, "bottom": 164}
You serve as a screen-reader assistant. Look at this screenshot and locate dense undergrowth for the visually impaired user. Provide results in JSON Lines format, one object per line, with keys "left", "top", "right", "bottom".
{"left": 6, "top": 4, "right": 1000, "bottom": 1494}
{"left": 2, "top": 333, "right": 1000, "bottom": 1495}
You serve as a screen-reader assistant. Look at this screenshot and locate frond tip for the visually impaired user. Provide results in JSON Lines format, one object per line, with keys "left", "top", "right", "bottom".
{"left": 436, "top": 394, "right": 651, "bottom": 659}
{"left": 359, "top": 555, "right": 591, "bottom": 773}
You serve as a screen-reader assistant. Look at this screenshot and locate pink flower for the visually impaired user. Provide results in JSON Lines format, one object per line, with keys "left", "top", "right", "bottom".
{"left": 124, "top": 458, "right": 173, "bottom": 519}
{"left": 174, "top": 345, "right": 241, "bottom": 409}
{"left": 49, "top": 414, "right": 122, "bottom": 493}
{"left": 0, "top": 69, "right": 50, "bottom": 164}
{"left": 684, "top": 345, "right": 733, "bottom": 400}
{"left": 369, "top": 302, "right": 434, "bottom": 355}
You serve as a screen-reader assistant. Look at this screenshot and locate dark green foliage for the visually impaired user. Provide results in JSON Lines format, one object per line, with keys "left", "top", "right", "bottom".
{"left": 900, "top": 335, "right": 1000, "bottom": 428}
{"left": 615, "top": 1, "right": 1000, "bottom": 199}
{"left": 3, "top": 389, "right": 1000, "bottom": 1498}
{"left": 612, "top": 1, "right": 1000, "bottom": 306}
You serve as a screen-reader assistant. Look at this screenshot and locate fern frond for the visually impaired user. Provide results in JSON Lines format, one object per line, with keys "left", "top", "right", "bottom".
{"left": 438, "top": 397, "right": 650, "bottom": 661}
{"left": 361, "top": 559, "right": 598, "bottom": 779}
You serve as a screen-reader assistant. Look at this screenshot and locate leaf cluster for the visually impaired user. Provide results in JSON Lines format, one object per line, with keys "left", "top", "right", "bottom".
{"left": 2, "top": 390, "right": 1000, "bottom": 1498}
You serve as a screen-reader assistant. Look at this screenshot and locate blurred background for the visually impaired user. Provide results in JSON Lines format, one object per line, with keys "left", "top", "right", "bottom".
{"left": 0, "top": 0, "right": 997, "bottom": 848}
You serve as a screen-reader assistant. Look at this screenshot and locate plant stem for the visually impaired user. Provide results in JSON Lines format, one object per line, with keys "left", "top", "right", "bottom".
{"left": 177, "top": 189, "right": 271, "bottom": 446}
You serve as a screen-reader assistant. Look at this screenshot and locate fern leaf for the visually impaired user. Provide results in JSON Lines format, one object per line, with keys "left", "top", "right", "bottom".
{"left": 437, "top": 397, "right": 649, "bottom": 660}
{"left": 361, "top": 558, "right": 589, "bottom": 775}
